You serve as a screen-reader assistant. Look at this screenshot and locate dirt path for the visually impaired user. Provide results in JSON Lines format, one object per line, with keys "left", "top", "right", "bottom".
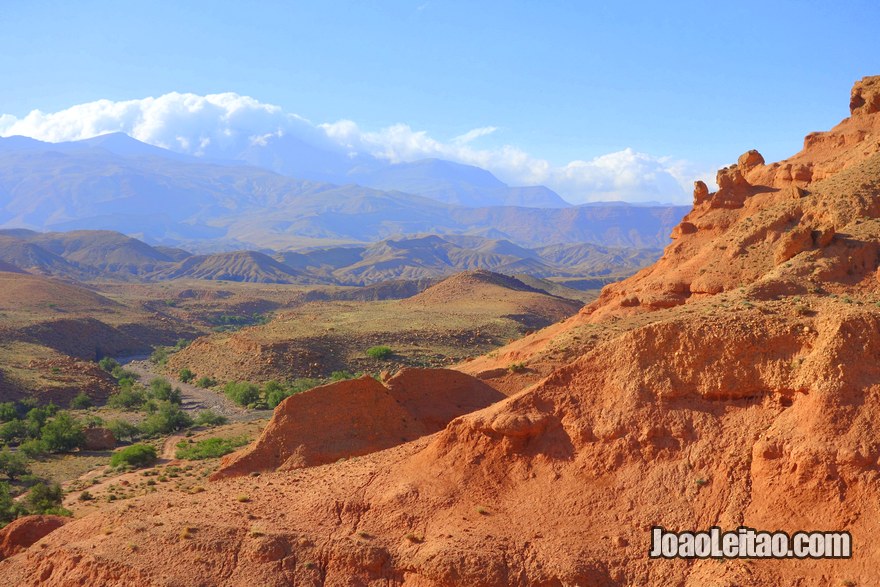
{"left": 118, "top": 355, "right": 271, "bottom": 423}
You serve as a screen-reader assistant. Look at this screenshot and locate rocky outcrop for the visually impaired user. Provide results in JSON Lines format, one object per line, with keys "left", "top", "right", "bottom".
{"left": 0, "top": 516, "right": 68, "bottom": 560}
{"left": 850, "top": 75, "right": 880, "bottom": 115}
{"left": 211, "top": 368, "right": 504, "bottom": 479}
{"left": 82, "top": 427, "right": 116, "bottom": 451}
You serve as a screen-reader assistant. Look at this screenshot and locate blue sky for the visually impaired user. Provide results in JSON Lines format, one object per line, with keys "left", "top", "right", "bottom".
{"left": 1, "top": 1, "right": 878, "bottom": 203}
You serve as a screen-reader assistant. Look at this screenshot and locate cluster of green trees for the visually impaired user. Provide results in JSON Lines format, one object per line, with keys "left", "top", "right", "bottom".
{"left": 0, "top": 479, "right": 67, "bottom": 527}
{"left": 0, "top": 400, "right": 87, "bottom": 458}
{"left": 99, "top": 360, "right": 227, "bottom": 441}
{"left": 223, "top": 371, "right": 360, "bottom": 409}
{"left": 209, "top": 313, "right": 270, "bottom": 333}
{"left": 0, "top": 402, "right": 78, "bottom": 527}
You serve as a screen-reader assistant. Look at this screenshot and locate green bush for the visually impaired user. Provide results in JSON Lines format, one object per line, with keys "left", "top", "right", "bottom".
{"left": 0, "top": 481, "right": 26, "bottom": 526}
{"left": 139, "top": 402, "right": 193, "bottom": 436}
{"left": 106, "top": 419, "right": 141, "bottom": 443}
{"left": 25, "top": 481, "right": 68, "bottom": 515}
{"left": 148, "top": 378, "right": 182, "bottom": 404}
{"left": 179, "top": 368, "right": 195, "bottom": 383}
{"left": 0, "top": 402, "right": 18, "bottom": 422}
{"left": 110, "top": 444, "right": 157, "bottom": 469}
{"left": 366, "top": 345, "right": 393, "bottom": 360}
{"left": 174, "top": 436, "right": 248, "bottom": 460}
{"left": 107, "top": 385, "right": 147, "bottom": 410}
{"left": 70, "top": 392, "right": 93, "bottom": 409}
{"left": 0, "top": 448, "right": 30, "bottom": 481}
{"left": 194, "top": 410, "right": 228, "bottom": 427}
{"left": 330, "top": 370, "right": 358, "bottom": 381}
{"left": 111, "top": 366, "right": 139, "bottom": 381}
{"left": 224, "top": 382, "right": 261, "bottom": 407}
{"left": 195, "top": 376, "right": 217, "bottom": 388}
{"left": 40, "top": 411, "right": 85, "bottom": 453}
{"left": 18, "top": 439, "right": 47, "bottom": 459}
{"left": 150, "top": 346, "right": 169, "bottom": 366}
{"left": 98, "top": 357, "right": 120, "bottom": 372}
{"left": 0, "top": 420, "right": 27, "bottom": 443}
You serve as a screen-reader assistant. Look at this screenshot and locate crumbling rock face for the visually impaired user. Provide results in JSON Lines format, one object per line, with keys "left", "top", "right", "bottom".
{"left": 851, "top": 75, "right": 880, "bottom": 115}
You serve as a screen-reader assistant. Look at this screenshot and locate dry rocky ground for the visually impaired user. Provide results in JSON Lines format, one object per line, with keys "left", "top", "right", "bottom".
{"left": 2, "top": 76, "right": 880, "bottom": 585}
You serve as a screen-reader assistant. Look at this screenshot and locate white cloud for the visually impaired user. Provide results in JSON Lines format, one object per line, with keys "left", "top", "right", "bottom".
{"left": 452, "top": 126, "right": 498, "bottom": 145}
{"left": 0, "top": 92, "right": 699, "bottom": 204}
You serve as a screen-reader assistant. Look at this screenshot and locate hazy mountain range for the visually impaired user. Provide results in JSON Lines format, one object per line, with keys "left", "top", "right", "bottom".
{"left": 0, "top": 133, "right": 688, "bottom": 252}
{"left": 0, "top": 229, "right": 660, "bottom": 286}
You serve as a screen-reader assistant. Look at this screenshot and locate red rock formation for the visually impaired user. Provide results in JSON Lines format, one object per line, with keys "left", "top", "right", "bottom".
{"left": 0, "top": 516, "right": 68, "bottom": 560}
{"left": 212, "top": 368, "right": 503, "bottom": 479}
{"left": 82, "top": 427, "right": 116, "bottom": 451}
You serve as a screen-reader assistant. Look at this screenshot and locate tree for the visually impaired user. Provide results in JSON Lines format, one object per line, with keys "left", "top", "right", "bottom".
{"left": 40, "top": 411, "right": 85, "bottom": 453}
{"left": 224, "top": 382, "right": 261, "bottom": 407}
{"left": 0, "top": 448, "right": 30, "bottom": 481}
{"left": 25, "top": 482, "right": 65, "bottom": 515}
{"left": 139, "top": 401, "right": 193, "bottom": 436}
{"left": 148, "top": 378, "right": 182, "bottom": 404}
{"left": 106, "top": 419, "right": 140, "bottom": 443}
{"left": 70, "top": 392, "right": 93, "bottom": 409}
{"left": 98, "top": 357, "right": 120, "bottom": 372}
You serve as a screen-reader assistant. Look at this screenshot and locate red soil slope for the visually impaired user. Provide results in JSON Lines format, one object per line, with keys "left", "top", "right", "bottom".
{"left": 212, "top": 368, "right": 504, "bottom": 479}
{"left": 2, "top": 76, "right": 880, "bottom": 586}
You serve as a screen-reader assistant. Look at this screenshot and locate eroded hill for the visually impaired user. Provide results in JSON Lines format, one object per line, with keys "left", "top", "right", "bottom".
{"left": 3, "top": 77, "right": 880, "bottom": 586}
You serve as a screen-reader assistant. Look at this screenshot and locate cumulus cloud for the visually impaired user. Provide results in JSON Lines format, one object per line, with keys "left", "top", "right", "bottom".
{"left": 0, "top": 92, "right": 699, "bottom": 204}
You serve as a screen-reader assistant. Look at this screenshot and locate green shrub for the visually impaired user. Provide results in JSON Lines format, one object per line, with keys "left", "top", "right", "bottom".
{"left": 25, "top": 482, "right": 68, "bottom": 515}
{"left": 330, "top": 370, "right": 358, "bottom": 381}
{"left": 17, "top": 439, "right": 47, "bottom": 459}
{"left": 70, "top": 392, "right": 93, "bottom": 409}
{"left": 194, "top": 410, "right": 228, "bottom": 427}
{"left": 0, "top": 481, "right": 27, "bottom": 526}
{"left": 150, "top": 346, "right": 169, "bottom": 366}
{"left": 148, "top": 378, "right": 182, "bottom": 404}
{"left": 98, "top": 357, "right": 120, "bottom": 372}
{"left": 40, "top": 411, "right": 85, "bottom": 453}
{"left": 0, "top": 448, "right": 30, "bottom": 481}
{"left": 179, "top": 368, "right": 195, "bottom": 383}
{"left": 111, "top": 366, "right": 139, "bottom": 381}
{"left": 224, "top": 382, "right": 261, "bottom": 407}
{"left": 107, "top": 386, "right": 147, "bottom": 411}
{"left": 174, "top": 436, "right": 248, "bottom": 460}
{"left": 0, "top": 402, "right": 18, "bottom": 422}
{"left": 106, "top": 419, "right": 141, "bottom": 443}
{"left": 195, "top": 376, "right": 217, "bottom": 388}
{"left": 139, "top": 402, "right": 193, "bottom": 436}
{"left": 507, "top": 362, "right": 527, "bottom": 373}
{"left": 366, "top": 345, "right": 393, "bottom": 360}
{"left": 110, "top": 444, "right": 157, "bottom": 469}
{"left": 0, "top": 420, "right": 27, "bottom": 443}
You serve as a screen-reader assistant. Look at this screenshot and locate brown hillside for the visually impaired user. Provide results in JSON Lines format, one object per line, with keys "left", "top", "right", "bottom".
{"left": 166, "top": 271, "right": 581, "bottom": 385}
{"left": 148, "top": 250, "right": 313, "bottom": 284}
{"left": 3, "top": 77, "right": 880, "bottom": 586}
